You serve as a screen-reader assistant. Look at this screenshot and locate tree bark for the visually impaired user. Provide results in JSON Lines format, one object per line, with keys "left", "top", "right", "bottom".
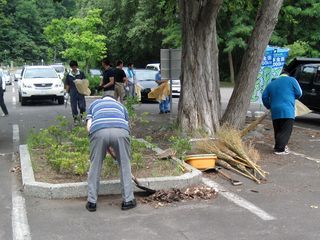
{"left": 228, "top": 51, "right": 235, "bottom": 83}
{"left": 222, "top": 0, "right": 284, "bottom": 128}
{"left": 178, "top": 0, "right": 223, "bottom": 135}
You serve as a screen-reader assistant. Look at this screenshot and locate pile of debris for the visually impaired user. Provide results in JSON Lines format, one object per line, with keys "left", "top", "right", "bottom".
{"left": 195, "top": 124, "right": 268, "bottom": 184}
{"left": 140, "top": 186, "right": 217, "bottom": 208}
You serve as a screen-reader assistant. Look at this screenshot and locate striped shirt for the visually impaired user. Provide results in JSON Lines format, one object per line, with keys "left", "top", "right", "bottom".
{"left": 86, "top": 97, "right": 129, "bottom": 135}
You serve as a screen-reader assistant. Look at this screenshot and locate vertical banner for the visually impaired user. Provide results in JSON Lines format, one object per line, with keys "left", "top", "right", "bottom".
{"left": 251, "top": 46, "right": 289, "bottom": 103}
{"left": 251, "top": 47, "right": 274, "bottom": 103}
{"left": 272, "top": 48, "right": 289, "bottom": 79}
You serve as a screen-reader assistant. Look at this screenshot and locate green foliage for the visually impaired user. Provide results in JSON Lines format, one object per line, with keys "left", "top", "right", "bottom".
{"left": 44, "top": 9, "right": 106, "bottom": 71}
{"left": 169, "top": 136, "right": 191, "bottom": 160}
{"left": 285, "top": 41, "right": 313, "bottom": 62}
{"left": 0, "top": 0, "right": 75, "bottom": 65}
{"left": 27, "top": 115, "right": 156, "bottom": 177}
{"left": 87, "top": 75, "right": 101, "bottom": 95}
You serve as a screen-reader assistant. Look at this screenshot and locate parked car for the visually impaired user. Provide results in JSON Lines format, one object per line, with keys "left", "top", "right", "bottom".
{"left": 89, "top": 69, "right": 102, "bottom": 78}
{"left": 135, "top": 69, "right": 158, "bottom": 102}
{"left": 287, "top": 57, "right": 320, "bottom": 112}
{"left": 18, "top": 66, "right": 65, "bottom": 105}
{"left": 51, "top": 64, "right": 65, "bottom": 79}
{"left": 14, "top": 68, "right": 23, "bottom": 81}
{"left": 171, "top": 79, "right": 181, "bottom": 97}
{"left": 3, "top": 70, "right": 12, "bottom": 85}
{"left": 145, "top": 63, "right": 160, "bottom": 71}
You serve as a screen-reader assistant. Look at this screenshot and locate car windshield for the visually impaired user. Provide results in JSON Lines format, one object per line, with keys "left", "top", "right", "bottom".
{"left": 90, "top": 69, "right": 101, "bottom": 75}
{"left": 15, "top": 69, "right": 22, "bottom": 74}
{"left": 135, "top": 70, "right": 157, "bottom": 81}
{"left": 24, "top": 68, "right": 58, "bottom": 78}
{"left": 52, "top": 66, "right": 65, "bottom": 73}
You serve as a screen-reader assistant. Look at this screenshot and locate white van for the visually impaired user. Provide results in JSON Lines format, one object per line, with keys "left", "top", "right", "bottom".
{"left": 18, "top": 66, "right": 65, "bottom": 105}
{"left": 145, "top": 63, "right": 160, "bottom": 71}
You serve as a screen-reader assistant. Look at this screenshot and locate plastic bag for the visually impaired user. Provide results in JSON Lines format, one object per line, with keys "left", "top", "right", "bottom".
{"left": 295, "top": 100, "right": 311, "bottom": 117}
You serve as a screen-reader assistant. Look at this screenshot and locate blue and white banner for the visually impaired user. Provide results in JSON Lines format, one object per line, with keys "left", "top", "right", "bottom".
{"left": 251, "top": 46, "right": 289, "bottom": 103}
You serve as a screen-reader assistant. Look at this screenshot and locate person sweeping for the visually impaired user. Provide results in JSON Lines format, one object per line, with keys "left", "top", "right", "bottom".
{"left": 85, "top": 94, "right": 136, "bottom": 212}
{"left": 262, "top": 69, "right": 302, "bottom": 155}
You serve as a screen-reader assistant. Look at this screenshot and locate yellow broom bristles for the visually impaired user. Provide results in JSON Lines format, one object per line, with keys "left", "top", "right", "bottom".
{"left": 193, "top": 124, "right": 267, "bottom": 184}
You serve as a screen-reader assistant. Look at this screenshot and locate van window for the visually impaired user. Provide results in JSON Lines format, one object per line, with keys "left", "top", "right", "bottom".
{"left": 299, "top": 66, "right": 316, "bottom": 84}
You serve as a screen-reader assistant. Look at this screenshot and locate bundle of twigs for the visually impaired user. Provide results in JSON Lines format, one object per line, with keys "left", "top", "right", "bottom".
{"left": 195, "top": 124, "right": 268, "bottom": 184}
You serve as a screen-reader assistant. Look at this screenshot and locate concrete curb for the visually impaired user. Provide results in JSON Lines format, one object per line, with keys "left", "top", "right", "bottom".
{"left": 19, "top": 141, "right": 202, "bottom": 199}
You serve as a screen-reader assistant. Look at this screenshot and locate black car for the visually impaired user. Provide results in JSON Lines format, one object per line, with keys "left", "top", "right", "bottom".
{"left": 134, "top": 69, "right": 158, "bottom": 102}
{"left": 287, "top": 57, "right": 320, "bottom": 112}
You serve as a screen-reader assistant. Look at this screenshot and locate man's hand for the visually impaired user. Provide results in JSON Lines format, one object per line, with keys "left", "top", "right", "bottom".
{"left": 86, "top": 118, "right": 92, "bottom": 132}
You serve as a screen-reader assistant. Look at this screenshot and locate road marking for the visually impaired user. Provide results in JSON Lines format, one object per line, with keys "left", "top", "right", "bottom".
{"left": 13, "top": 125, "right": 20, "bottom": 144}
{"left": 294, "top": 125, "right": 320, "bottom": 132}
{"left": 202, "top": 178, "right": 276, "bottom": 221}
{"left": 11, "top": 125, "right": 32, "bottom": 240}
{"left": 12, "top": 96, "right": 16, "bottom": 105}
{"left": 261, "top": 142, "right": 320, "bottom": 164}
{"left": 12, "top": 87, "right": 15, "bottom": 93}
{"left": 12, "top": 189, "right": 31, "bottom": 240}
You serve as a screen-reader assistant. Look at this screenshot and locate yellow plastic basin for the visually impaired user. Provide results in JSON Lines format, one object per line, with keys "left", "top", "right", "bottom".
{"left": 185, "top": 154, "right": 217, "bottom": 170}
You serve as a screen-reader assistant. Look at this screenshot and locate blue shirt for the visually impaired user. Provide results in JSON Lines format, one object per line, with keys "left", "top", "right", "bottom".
{"left": 86, "top": 97, "right": 129, "bottom": 135}
{"left": 155, "top": 72, "right": 161, "bottom": 81}
{"left": 262, "top": 75, "right": 302, "bottom": 120}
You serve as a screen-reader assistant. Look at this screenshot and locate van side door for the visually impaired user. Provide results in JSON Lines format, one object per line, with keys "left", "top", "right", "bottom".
{"left": 312, "top": 68, "right": 320, "bottom": 112}
{"left": 295, "top": 65, "right": 317, "bottom": 109}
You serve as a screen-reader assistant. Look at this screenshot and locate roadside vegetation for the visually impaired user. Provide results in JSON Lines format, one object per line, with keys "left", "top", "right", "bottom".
{"left": 27, "top": 100, "right": 184, "bottom": 182}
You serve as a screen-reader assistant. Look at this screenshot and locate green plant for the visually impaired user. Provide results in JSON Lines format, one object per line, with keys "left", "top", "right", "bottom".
{"left": 169, "top": 136, "right": 192, "bottom": 160}
{"left": 87, "top": 75, "right": 101, "bottom": 95}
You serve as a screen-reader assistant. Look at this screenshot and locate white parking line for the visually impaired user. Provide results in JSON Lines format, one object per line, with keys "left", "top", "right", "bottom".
{"left": 11, "top": 125, "right": 32, "bottom": 240}
{"left": 12, "top": 96, "right": 16, "bottom": 105}
{"left": 12, "top": 87, "right": 15, "bottom": 93}
{"left": 202, "top": 178, "right": 276, "bottom": 221}
{"left": 261, "top": 141, "right": 320, "bottom": 164}
{"left": 12, "top": 189, "right": 31, "bottom": 240}
{"left": 294, "top": 125, "right": 318, "bottom": 131}
{"left": 13, "top": 125, "right": 19, "bottom": 144}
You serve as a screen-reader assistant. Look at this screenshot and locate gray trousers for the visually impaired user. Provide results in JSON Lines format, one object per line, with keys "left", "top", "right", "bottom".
{"left": 87, "top": 128, "right": 134, "bottom": 203}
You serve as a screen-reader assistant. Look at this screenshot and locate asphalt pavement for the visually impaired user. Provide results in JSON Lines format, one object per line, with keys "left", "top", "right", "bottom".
{"left": 1, "top": 83, "right": 319, "bottom": 240}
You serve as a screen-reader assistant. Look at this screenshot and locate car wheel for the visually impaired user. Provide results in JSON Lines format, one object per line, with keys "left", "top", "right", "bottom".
{"left": 21, "top": 97, "right": 27, "bottom": 106}
{"left": 57, "top": 97, "right": 64, "bottom": 105}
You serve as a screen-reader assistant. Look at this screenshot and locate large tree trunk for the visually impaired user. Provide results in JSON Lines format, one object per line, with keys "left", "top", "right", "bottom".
{"left": 178, "top": 0, "right": 223, "bottom": 135}
{"left": 222, "top": 0, "right": 284, "bottom": 128}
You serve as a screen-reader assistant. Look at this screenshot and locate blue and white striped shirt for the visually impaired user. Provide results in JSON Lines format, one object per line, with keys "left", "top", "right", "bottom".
{"left": 86, "top": 97, "right": 130, "bottom": 135}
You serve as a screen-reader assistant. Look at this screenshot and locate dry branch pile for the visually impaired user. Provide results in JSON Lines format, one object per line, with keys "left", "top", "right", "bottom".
{"left": 140, "top": 186, "right": 217, "bottom": 207}
{"left": 195, "top": 125, "right": 268, "bottom": 184}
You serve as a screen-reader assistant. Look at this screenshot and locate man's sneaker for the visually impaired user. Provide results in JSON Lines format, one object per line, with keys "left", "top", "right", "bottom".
{"left": 1, "top": 113, "right": 8, "bottom": 117}
{"left": 285, "top": 146, "right": 289, "bottom": 152}
{"left": 274, "top": 150, "right": 289, "bottom": 155}
{"left": 121, "top": 199, "right": 137, "bottom": 210}
{"left": 86, "top": 202, "right": 97, "bottom": 212}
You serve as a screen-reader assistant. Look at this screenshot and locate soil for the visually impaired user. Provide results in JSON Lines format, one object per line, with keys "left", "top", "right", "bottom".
{"left": 30, "top": 111, "right": 186, "bottom": 183}
{"left": 31, "top": 146, "right": 184, "bottom": 184}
